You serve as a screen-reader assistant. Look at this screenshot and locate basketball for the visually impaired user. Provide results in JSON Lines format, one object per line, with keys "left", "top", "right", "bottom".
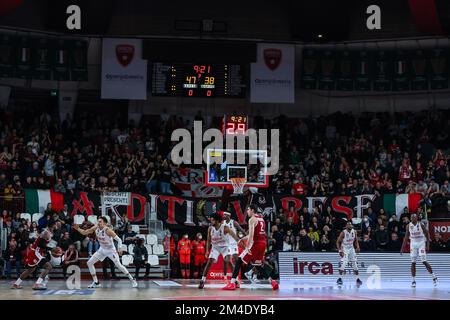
{"left": 51, "top": 246, "right": 63, "bottom": 258}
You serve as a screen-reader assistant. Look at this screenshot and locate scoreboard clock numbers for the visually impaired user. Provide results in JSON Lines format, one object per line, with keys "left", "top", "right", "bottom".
{"left": 151, "top": 63, "right": 245, "bottom": 98}
{"left": 222, "top": 115, "right": 248, "bottom": 135}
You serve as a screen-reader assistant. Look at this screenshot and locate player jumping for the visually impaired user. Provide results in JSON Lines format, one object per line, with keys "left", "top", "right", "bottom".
{"left": 11, "top": 222, "right": 57, "bottom": 290}
{"left": 401, "top": 213, "right": 438, "bottom": 288}
{"left": 198, "top": 213, "right": 239, "bottom": 289}
{"left": 223, "top": 204, "right": 279, "bottom": 290}
{"left": 222, "top": 211, "right": 247, "bottom": 281}
{"left": 73, "top": 216, "right": 138, "bottom": 288}
{"left": 336, "top": 221, "right": 362, "bottom": 287}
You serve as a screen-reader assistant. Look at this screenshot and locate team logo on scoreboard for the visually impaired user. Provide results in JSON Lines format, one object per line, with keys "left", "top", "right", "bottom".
{"left": 264, "top": 48, "right": 282, "bottom": 71}
{"left": 115, "top": 45, "right": 134, "bottom": 67}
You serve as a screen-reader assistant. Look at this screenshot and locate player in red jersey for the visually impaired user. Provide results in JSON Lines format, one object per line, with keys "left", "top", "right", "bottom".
{"left": 11, "top": 222, "right": 58, "bottom": 290}
{"left": 191, "top": 233, "right": 206, "bottom": 279}
{"left": 223, "top": 204, "right": 278, "bottom": 290}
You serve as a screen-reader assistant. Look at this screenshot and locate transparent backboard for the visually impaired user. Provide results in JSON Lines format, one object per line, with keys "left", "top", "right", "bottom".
{"left": 205, "top": 149, "right": 269, "bottom": 187}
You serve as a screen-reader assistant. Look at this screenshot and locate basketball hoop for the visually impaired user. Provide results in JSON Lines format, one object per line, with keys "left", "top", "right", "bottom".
{"left": 230, "top": 177, "right": 247, "bottom": 194}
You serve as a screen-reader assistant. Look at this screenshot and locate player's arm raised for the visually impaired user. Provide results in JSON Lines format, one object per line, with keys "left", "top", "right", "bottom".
{"left": 401, "top": 224, "right": 410, "bottom": 255}
{"left": 106, "top": 228, "right": 124, "bottom": 255}
{"left": 73, "top": 223, "right": 97, "bottom": 236}
{"left": 336, "top": 231, "right": 344, "bottom": 257}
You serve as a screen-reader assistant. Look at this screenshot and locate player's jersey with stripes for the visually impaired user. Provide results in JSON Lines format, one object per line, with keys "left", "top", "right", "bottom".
{"left": 223, "top": 219, "right": 237, "bottom": 245}
{"left": 96, "top": 227, "right": 115, "bottom": 251}
{"left": 210, "top": 224, "right": 229, "bottom": 247}
{"left": 409, "top": 222, "right": 425, "bottom": 243}
{"left": 342, "top": 229, "right": 356, "bottom": 249}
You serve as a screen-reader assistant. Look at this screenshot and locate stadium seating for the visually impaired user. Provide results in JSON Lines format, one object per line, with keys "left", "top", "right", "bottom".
{"left": 121, "top": 254, "right": 133, "bottom": 266}
{"left": 32, "top": 213, "right": 43, "bottom": 223}
{"left": 87, "top": 215, "right": 98, "bottom": 225}
{"left": 152, "top": 244, "right": 164, "bottom": 255}
{"left": 146, "top": 234, "right": 158, "bottom": 245}
{"left": 148, "top": 255, "right": 159, "bottom": 266}
{"left": 20, "top": 213, "right": 31, "bottom": 222}
{"left": 74, "top": 214, "right": 85, "bottom": 225}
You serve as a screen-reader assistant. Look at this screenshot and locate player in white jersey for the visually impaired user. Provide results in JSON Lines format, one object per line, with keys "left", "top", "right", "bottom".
{"left": 222, "top": 212, "right": 247, "bottom": 281}
{"left": 73, "top": 216, "right": 138, "bottom": 288}
{"left": 198, "top": 213, "right": 239, "bottom": 289}
{"left": 401, "top": 213, "right": 437, "bottom": 288}
{"left": 336, "top": 221, "right": 362, "bottom": 287}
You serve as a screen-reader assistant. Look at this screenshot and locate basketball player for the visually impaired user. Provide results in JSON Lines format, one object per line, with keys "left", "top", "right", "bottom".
{"left": 401, "top": 213, "right": 438, "bottom": 288}
{"left": 336, "top": 221, "right": 362, "bottom": 287}
{"left": 73, "top": 216, "right": 138, "bottom": 288}
{"left": 198, "top": 213, "right": 239, "bottom": 289}
{"left": 222, "top": 211, "right": 247, "bottom": 281}
{"left": 223, "top": 204, "right": 279, "bottom": 290}
{"left": 11, "top": 222, "right": 57, "bottom": 290}
{"left": 191, "top": 233, "right": 206, "bottom": 279}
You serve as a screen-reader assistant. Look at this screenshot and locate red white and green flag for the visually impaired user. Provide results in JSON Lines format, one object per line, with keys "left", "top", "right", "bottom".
{"left": 382, "top": 193, "right": 422, "bottom": 216}
{"left": 24, "top": 189, "right": 64, "bottom": 213}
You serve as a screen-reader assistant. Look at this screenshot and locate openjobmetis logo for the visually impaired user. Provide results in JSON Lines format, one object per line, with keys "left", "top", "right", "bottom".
{"left": 116, "top": 44, "right": 134, "bottom": 67}
{"left": 264, "top": 48, "right": 282, "bottom": 71}
{"left": 293, "top": 258, "right": 333, "bottom": 275}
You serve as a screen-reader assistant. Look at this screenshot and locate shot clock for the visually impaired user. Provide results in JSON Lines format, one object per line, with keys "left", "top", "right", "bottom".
{"left": 151, "top": 63, "right": 245, "bottom": 98}
{"left": 222, "top": 115, "right": 248, "bottom": 135}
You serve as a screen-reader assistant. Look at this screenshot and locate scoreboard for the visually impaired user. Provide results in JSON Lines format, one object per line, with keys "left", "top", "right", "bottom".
{"left": 222, "top": 115, "right": 248, "bottom": 135}
{"left": 151, "top": 63, "right": 246, "bottom": 98}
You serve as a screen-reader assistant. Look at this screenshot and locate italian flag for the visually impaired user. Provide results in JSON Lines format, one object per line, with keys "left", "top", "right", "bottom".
{"left": 25, "top": 189, "right": 64, "bottom": 214}
{"left": 383, "top": 193, "right": 422, "bottom": 216}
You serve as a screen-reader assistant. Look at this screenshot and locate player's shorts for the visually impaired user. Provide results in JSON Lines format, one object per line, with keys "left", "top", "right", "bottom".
{"left": 179, "top": 252, "right": 191, "bottom": 265}
{"left": 26, "top": 257, "right": 49, "bottom": 269}
{"left": 194, "top": 254, "right": 206, "bottom": 266}
{"left": 410, "top": 240, "right": 427, "bottom": 263}
{"left": 339, "top": 247, "right": 358, "bottom": 271}
{"left": 228, "top": 242, "right": 239, "bottom": 256}
{"left": 92, "top": 247, "right": 120, "bottom": 263}
{"left": 240, "top": 241, "right": 266, "bottom": 266}
{"left": 209, "top": 246, "right": 231, "bottom": 262}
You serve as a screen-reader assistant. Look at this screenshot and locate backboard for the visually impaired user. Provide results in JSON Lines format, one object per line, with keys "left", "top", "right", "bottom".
{"left": 205, "top": 148, "right": 269, "bottom": 189}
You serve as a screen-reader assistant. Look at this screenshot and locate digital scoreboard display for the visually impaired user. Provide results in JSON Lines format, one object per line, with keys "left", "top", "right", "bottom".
{"left": 151, "top": 63, "right": 246, "bottom": 98}
{"left": 222, "top": 115, "right": 248, "bottom": 135}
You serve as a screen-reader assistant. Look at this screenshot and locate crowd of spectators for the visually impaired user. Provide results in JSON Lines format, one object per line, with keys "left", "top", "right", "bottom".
{"left": 0, "top": 107, "right": 448, "bottom": 199}
{"left": 0, "top": 105, "right": 449, "bottom": 276}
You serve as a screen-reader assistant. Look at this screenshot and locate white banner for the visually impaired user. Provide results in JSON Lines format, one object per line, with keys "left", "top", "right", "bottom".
{"left": 101, "top": 38, "right": 147, "bottom": 100}
{"left": 250, "top": 43, "right": 295, "bottom": 103}
{"left": 278, "top": 252, "right": 450, "bottom": 281}
{"left": 102, "top": 192, "right": 131, "bottom": 206}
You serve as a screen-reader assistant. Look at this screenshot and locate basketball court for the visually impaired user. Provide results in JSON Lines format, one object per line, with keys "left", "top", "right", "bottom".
{"left": 2, "top": 279, "right": 450, "bottom": 300}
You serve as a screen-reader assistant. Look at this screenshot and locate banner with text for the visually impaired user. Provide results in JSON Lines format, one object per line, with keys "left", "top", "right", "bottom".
{"left": 149, "top": 194, "right": 249, "bottom": 229}
{"left": 101, "top": 38, "right": 147, "bottom": 100}
{"left": 250, "top": 43, "right": 295, "bottom": 103}
{"left": 259, "top": 193, "right": 424, "bottom": 221}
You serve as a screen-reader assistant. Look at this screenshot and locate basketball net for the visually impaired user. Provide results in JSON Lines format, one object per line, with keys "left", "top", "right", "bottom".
{"left": 230, "top": 177, "right": 247, "bottom": 194}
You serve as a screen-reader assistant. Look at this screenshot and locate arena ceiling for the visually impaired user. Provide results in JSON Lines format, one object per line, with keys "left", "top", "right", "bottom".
{"left": 0, "top": 0, "right": 449, "bottom": 42}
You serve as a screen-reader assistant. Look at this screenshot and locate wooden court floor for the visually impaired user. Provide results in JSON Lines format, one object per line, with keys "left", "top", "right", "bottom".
{"left": 1, "top": 279, "right": 450, "bottom": 300}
